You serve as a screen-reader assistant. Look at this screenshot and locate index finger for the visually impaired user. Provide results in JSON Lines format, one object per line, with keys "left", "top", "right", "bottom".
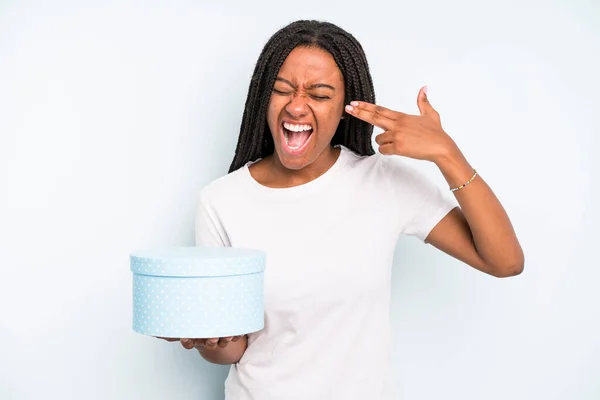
{"left": 345, "top": 101, "right": 402, "bottom": 130}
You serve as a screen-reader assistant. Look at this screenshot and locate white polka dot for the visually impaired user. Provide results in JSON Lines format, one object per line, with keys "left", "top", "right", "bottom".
{"left": 131, "top": 249, "right": 265, "bottom": 338}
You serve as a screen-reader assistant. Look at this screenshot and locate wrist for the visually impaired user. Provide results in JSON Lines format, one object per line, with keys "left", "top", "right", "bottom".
{"left": 433, "top": 139, "right": 461, "bottom": 165}
{"left": 434, "top": 145, "right": 475, "bottom": 189}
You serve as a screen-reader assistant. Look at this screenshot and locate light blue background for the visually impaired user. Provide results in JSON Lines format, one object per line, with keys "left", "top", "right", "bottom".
{"left": 0, "top": 1, "right": 598, "bottom": 399}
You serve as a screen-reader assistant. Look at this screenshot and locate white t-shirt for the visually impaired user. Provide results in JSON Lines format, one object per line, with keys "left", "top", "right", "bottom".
{"left": 195, "top": 145, "right": 457, "bottom": 399}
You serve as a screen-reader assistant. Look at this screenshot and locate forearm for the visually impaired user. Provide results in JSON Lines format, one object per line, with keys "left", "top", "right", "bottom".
{"left": 197, "top": 335, "right": 248, "bottom": 365}
{"left": 434, "top": 147, "right": 524, "bottom": 275}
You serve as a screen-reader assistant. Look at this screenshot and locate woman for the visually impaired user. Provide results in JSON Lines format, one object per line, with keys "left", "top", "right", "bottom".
{"left": 164, "top": 20, "right": 524, "bottom": 399}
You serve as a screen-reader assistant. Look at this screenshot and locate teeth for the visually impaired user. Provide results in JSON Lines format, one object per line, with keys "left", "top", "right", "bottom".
{"left": 283, "top": 122, "right": 313, "bottom": 132}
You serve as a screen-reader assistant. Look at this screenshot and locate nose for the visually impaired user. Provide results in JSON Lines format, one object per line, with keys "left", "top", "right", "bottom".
{"left": 285, "top": 94, "right": 309, "bottom": 117}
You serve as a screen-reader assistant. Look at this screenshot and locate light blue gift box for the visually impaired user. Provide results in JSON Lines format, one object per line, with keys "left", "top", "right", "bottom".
{"left": 130, "top": 247, "right": 266, "bottom": 339}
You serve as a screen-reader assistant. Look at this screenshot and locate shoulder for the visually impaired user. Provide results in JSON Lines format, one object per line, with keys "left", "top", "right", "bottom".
{"left": 342, "top": 147, "right": 421, "bottom": 184}
{"left": 340, "top": 146, "right": 383, "bottom": 174}
{"left": 379, "top": 155, "right": 429, "bottom": 184}
{"left": 198, "top": 166, "right": 249, "bottom": 206}
{"left": 346, "top": 148, "right": 452, "bottom": 208}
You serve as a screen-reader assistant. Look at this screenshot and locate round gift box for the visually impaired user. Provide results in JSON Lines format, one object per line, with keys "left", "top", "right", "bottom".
{"left": 130, "top": 246, "right": 266, "bottom": 339}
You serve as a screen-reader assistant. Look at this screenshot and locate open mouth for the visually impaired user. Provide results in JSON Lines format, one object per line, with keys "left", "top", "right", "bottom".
{"left": 282, "top": 121, "right": 313, "bottom": 154}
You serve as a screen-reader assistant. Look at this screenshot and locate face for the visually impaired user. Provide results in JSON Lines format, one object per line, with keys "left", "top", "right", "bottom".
{"left": 266, "top": 46, "right": 346, "bottom": 170}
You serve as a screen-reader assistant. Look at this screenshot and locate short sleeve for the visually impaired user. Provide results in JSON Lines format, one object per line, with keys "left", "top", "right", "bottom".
{"left": 382, "top": 156, "right": 458, "bottom": 242}
{"left": 195, "top": 190, "right": 230, "bottom": 247}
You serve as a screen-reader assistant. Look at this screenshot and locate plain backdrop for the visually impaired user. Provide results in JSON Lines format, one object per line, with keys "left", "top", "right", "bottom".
{"left": 0, "top": 0, "right": 598, "bottom": 399}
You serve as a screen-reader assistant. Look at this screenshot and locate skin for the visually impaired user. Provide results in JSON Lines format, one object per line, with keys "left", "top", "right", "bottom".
{"left": 159, "top": 46, "right": 525, "bottom": 364}
{"left": 157, "top": 336, "right": 247, "bottom": 365}
{"left": 249, "top": 46, "right": 346, "bottom": 188}
{"left": 346, "top": 89, "right": 524, "bottom": 277}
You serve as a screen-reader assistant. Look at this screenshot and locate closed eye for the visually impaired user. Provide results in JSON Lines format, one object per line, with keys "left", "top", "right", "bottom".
{"left": 272, "top": 88, "right": 292, "bottom": 95}
{"left": 273, "top": 89, "right": 330, "bottom": 100}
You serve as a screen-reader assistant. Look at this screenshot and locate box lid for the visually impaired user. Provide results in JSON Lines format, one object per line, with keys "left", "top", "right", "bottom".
{"left": 130, "top": 246, "right": 266, "bottom": 277}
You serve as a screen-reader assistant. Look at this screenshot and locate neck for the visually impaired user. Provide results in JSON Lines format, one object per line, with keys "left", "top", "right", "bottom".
{"left": 270, "top": 145, "right": 341, "bottom": 187}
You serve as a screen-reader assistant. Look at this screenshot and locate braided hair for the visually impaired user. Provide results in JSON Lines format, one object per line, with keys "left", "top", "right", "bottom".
{"left": 228, "top": 20, "right": 376, "bottom": 173}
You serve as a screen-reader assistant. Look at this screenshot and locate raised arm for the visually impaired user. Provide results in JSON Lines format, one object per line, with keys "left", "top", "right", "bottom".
{"left": 345, "top": 86, "right": 524, "bottom": 278}
{"left": 426, "top": 150, "right": 524, "bottom": 277}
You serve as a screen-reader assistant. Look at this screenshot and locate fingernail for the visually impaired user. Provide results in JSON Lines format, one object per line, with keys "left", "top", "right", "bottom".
{"left": 181, "top": 339, "right": 190, "bottom": 345}
{"left": 345, "top": 105, "right": 354, "bottom": 112}
{"left": 423, "top": 86, "right": 428, "bottom": 95}
{"left": 350, "top": 101, "right": 359, "bottom": 107}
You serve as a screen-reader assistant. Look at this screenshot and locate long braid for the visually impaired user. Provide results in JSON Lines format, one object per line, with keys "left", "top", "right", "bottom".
{"left": 228, "top": 20, "right": 376, "bottom": 173}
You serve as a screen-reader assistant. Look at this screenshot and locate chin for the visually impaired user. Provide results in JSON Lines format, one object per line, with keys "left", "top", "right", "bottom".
{"left": 275, "top": 148, "right": 313, "bottom": 170}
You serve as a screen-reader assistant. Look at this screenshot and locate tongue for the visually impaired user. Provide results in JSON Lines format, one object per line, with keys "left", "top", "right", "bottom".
{"left": 287, "top": 130, "right": 311, "bottom": 148}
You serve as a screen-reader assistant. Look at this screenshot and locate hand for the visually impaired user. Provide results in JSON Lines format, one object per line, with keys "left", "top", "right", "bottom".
{"left": 156, "top": 336, "right": 245, "bottom": 351}
{"left": 345, "top": 86, "right": 458, "bottom": 163}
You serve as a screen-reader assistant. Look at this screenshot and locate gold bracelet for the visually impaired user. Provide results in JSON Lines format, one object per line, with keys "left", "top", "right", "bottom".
{"left": 450, "top": 170, "right": 478, "bottom": 192}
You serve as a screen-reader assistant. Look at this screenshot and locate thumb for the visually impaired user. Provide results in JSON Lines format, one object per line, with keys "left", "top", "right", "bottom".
{"left": 417, "top": 86, "right": 436, "bottom": 116}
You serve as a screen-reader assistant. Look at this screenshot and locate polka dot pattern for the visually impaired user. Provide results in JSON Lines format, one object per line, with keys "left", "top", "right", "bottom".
{"left": 130, "top": 247, "right": 266, "bottom": 338}
{"left": 132, "top": 273, "right": 265, "bottom": 338}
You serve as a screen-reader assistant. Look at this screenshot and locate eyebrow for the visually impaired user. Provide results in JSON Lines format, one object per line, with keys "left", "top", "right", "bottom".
{"left": 275, "top": 77, "right": 336, "bottom": 91}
